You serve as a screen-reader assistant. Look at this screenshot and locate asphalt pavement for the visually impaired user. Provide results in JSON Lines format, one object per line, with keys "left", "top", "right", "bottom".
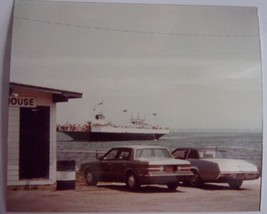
{"left": 6, "top": 178, "right": 261, "bottom": 212}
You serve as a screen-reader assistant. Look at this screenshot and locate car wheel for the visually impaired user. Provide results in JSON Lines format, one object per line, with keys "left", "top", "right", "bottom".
{"left": 85, "top": 168, "right": 97, "bottom": 186}
{"left": 167, "top": 182, "right": 179, "bottom": 191}
{"left": 228, "top": 179, "right": 243, "bottom": 189}
{"left": 188, "top": 170, "right": 202, "bottom": 187}
{"left": 126, "top": 172, "right": 140, "bottom": 190}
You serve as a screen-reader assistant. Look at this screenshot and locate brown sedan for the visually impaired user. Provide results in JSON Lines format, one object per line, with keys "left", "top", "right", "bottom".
{"left": 79, "top": 145, "right": 193, "bottom": 191}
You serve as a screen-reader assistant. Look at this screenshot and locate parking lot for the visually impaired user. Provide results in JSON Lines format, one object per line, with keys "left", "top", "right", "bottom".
{"left": 7, "top": 178, "right": 261, "bottom": 212}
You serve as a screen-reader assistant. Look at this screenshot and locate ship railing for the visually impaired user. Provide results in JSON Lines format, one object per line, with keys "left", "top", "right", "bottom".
{"left": 90, "top": 123, "right": 169, "bottom": 131}
{"left": 57, "top": 123, "right": 90, "bottom": 132}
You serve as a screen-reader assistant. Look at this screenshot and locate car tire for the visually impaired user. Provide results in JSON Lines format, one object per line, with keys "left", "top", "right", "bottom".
{"left": 228, "top": 179, "right": 243, "bottom": 189}
{"left": 85, "top": 168, "right": 97, "bottom": 186}
{"left": 187, "top": 170, "right": 202, "bottom": 187}
{"left": 126, "top": 172, "right": 140, "bottom": 190}
{"left": 167, "top": 182, "right": 179, "bottom": 191}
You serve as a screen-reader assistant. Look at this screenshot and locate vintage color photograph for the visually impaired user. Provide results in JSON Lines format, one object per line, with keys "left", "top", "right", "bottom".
{"left": 7, "top": 0, "right": 262, "bottom": 212}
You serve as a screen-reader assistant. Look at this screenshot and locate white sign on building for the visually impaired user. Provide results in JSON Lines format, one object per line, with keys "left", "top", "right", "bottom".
{"left": 9, "top": 96, "right": 37, "bottom": 108}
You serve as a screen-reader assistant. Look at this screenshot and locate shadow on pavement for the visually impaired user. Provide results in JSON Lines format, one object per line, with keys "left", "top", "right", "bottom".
{"left": 96, "top": 184, "right": 184, "bottom": 193}
{"left": 181, "top": 183, "right": 248, "bottom": 191}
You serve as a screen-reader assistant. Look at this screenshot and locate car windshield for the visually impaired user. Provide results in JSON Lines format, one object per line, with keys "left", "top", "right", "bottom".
{"left": 135, "top": 148, "right": 173, "bottom": 160}
{"left": 199, "top": 149, "right": 227, "bottom": 159}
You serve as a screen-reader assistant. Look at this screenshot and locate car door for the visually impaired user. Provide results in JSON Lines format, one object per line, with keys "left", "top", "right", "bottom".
{"left": 110, "top": 148, "right": 132, "bottom": 182}
{"left": 99, "top": 148, "right": 120, "bottom": 181}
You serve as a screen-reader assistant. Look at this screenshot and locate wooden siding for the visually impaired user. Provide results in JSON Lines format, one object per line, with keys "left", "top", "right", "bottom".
{"left": 7, "top": 89, "right": 57, "bottom": 186}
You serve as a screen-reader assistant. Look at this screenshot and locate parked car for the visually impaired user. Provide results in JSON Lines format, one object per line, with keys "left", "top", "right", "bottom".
{"left": 172, "top": 147, "right": 260, "bottom": 189}
{"left": 80, "top": 145, "right": 193, "bottom": 191}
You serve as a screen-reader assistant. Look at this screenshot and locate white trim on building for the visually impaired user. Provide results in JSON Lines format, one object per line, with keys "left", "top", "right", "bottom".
{"left": 7, "top": 82, "right": 82, "bottom": 186}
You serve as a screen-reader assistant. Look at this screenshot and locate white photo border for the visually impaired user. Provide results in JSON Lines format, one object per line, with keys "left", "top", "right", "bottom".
{"left": 1, "top": 0, "right": 266, "bottom": 213}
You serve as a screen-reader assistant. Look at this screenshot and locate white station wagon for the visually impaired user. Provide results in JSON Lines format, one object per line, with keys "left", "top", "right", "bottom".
{"left": 172, "top": 147, "right": 260, "bottom": 189}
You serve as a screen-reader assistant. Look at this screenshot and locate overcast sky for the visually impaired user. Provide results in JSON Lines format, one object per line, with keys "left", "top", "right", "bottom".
{"left": 10, "top": 0, "right": 262, "bottom": 130}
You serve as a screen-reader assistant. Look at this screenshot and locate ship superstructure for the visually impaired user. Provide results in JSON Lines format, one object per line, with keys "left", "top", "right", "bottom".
{"left": 57, "top": 113, "right": 170, "bottom": 141}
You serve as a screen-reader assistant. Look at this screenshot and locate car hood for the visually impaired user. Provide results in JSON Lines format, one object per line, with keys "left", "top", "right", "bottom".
{"left": 203, "top": 158, "right": 259, "bottom": 172}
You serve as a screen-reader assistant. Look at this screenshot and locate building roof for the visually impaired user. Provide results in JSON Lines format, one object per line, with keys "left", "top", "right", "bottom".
{"left": 9, "top": 82, "right": 82, "bottom": 102}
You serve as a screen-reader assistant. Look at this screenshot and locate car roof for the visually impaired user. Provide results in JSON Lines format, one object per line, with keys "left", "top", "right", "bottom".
{"left": 173, "top": 147, "right": 226, "bottom": 152}
{"left": 110, "top": 145, "right": 167, "bottom": 150}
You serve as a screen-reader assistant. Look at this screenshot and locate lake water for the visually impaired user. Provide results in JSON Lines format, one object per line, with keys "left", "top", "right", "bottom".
{"left": 57, "top": 131, "right": 262, "bottom": 169}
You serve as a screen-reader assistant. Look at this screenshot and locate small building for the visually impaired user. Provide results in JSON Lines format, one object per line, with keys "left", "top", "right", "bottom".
{"left": 7, "top": 82, "right": 82, "bottom": 186}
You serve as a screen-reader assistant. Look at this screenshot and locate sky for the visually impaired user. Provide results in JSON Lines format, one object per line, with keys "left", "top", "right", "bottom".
{"left": 10, "top": 0, "right": 262, "bottom": 131}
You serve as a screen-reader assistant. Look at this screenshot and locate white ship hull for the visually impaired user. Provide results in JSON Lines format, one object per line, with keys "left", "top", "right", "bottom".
{"left": 57, "top": 113, "right": 170, "bottom": 141}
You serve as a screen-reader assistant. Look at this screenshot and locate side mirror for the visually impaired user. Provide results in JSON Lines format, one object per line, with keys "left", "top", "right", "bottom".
{"left": 96, "top": 150, "right": 103, "bottom": 160}
{"left": 96, "top": 150, "right": 99, "bottom": 159}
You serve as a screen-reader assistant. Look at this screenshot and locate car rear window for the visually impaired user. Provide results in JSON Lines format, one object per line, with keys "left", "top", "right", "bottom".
{"left": 199, "top": 150, "right": 227, "bottom": 158}
{"left": 135, "top": 148, "right": 172, "bottom": 159}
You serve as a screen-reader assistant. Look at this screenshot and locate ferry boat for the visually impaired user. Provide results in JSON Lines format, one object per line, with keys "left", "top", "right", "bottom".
{"left": 57, "top": 113, "right": 170, "bottom": 141}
